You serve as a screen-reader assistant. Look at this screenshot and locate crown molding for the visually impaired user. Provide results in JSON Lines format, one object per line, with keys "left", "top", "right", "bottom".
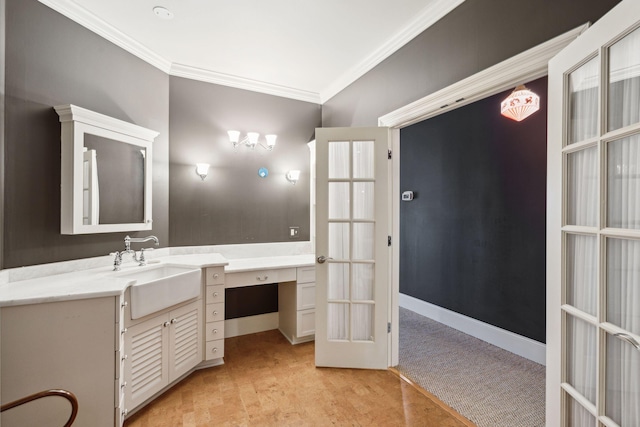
{"left": 169, "top": 63, "right": 321, "bottom": 104}
{"left": 320, "top": 0, "right": 466, "bottom": 103}
{"left": 378, "top": 23, "right": 590, "bottom": 128}
{"left": 39, "top": 0, "right": 466, "bottom": 105}
{"left": 39, "top": 0, "right": 172, "bottom": 72}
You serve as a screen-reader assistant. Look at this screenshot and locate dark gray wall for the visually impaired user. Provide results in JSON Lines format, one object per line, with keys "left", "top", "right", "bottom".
{"left": 0, "top": 0, "right": 6, "bottom": 270}
{"left": 401, "top": 78, "right": 547, "bottom": 342}
{"left": 3, "top": 0, "right": 169, "bottom": 268}
{"left": 168, "top": 77, "right": 320, "bottom": 246}
{"left": 322, "top": 0, "right": 621, "bottom": 127}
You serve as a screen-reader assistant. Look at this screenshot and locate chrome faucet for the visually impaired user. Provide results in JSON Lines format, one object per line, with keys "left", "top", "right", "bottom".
{"left": 112, "top": 235, "right": 160, "bottom": 270}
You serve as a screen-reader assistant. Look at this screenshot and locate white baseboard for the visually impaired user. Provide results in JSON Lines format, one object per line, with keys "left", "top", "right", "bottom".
{"left": 400, "top": 293, "right": 546, "bottom": 365}
{"left": 224, "top": 312, "right": 279, "bottom": 338}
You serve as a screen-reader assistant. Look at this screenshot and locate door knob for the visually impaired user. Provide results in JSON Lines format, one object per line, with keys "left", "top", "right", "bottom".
{"left": 317, "top": 255, "right": 333, "bottom": 264}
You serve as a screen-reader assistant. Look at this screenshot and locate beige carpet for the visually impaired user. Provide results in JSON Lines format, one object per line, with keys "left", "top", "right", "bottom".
{"left": 397, "top": 307, "right": 545, "bottom": 427}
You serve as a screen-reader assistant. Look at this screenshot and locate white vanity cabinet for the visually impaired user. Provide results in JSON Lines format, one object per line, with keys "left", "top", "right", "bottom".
{"left": 278, "top": 266, "right": 316, "bottom": 344}
{"left": 203, "top": 267, "right": 225, "bottom": 363}
{"left": 123, "top": 298, "right": 202, "bottom": 412}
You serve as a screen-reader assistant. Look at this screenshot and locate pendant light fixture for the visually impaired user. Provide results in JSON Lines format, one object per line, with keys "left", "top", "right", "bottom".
{"left": 500, "top": 85, "right": 540, "bottom": 121}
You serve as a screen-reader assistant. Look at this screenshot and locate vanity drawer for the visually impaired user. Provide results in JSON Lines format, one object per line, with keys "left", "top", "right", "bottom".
{"left": 226, "top": 268, "right": 296, "bottom": 288}
{"left": 206, "top": 285, "right": 225, "bottom": 304}
{"left": 115, "top": 378, "right": 126, "bottom": 414}
{"left": 205, "top": 267, "right": 225, "bottom": 285}
{"left": 297, "top": 282, "right": 315, "bottom": 310}
{"left": 297, "top": 309, "right": 315, "bottom": 338}
{"left": 115, "top": 348, "right": 127, "bottom": 380}
{"left": 206, "top": 339, "right": 225, "bottom": 360}
{"left": 297, "top": 266, "right": 315, "bottom": 284}
{"left": 205, "top": 320, "right": 224, "bottom": 341}
{"left": 206, "top": 302, "right": 225, "bottom": 323}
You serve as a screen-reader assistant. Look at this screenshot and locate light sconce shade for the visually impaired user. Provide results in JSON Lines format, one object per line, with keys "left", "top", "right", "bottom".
{"left": 500, "top": 85, "right": 540, "bottom": 122}
{"left": 227, "top": 130, "right": 241, "bottom": 144}
{"left": 228, "top": 130, "right": 277, "bottom": 151}
{"left": 286, "top": 170, "right": 301, "bottom": 185}
{"left": 265, "top": 134, "right": 277, "bottom": 149}
{"left": 195, "top": 163, "right": 210, "bottom": 181}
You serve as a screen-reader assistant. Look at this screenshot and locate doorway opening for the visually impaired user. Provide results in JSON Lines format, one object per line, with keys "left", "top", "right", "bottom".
{"left": 371, "top": 24, "right": 588, "bottom": 425}
{"left": 379, "top": 23, "right": 587, "bottom": 366}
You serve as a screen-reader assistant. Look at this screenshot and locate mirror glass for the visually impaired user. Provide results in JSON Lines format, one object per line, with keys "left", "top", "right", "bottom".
{"left": 83, "top": 134, "right": 146, "bottom": 225}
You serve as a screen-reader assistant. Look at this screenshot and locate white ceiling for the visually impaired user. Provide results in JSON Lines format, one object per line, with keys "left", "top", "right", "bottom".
{"left": 39, "top": 0, "right": 464, "bottom": 103}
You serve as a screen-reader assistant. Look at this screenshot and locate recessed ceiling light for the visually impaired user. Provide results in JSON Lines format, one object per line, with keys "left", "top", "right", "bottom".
{"left": 153, "top": 6, "right": 174, "bottom": 20}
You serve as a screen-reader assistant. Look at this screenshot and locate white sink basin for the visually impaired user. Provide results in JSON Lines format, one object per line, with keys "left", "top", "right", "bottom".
{"left": 122, "top": 265, "right": 201, "bottom": 319}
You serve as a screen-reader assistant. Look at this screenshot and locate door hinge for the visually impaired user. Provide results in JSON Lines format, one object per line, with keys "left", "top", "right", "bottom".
{"left": 387, "top": 322, "right": 391, "bottom": 333}
{"left": 388, "top": 236, "right": 392, "bottom": 246}
{"left": 388, "top": 150, "right": 392, "bottom": 159}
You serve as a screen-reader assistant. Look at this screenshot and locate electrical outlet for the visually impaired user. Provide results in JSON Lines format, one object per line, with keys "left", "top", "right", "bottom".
{"left": 289, "top": 226, "right": 299, "bottom": 239}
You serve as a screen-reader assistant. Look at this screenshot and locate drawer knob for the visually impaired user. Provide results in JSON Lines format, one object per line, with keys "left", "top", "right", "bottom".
{"left": 121, "top": 328, "right": 127, "bottom": 335}
{"left": 121, "top": 301, "right": 128, "bottom": 308}
{"left": 170, "top": 318, "right": 178, "bottom": 324}
{"left": 121, "top": 381, "right": 127, "bottom": 389}
{"left": 211, "top": 347, "right": 218, "bottom": 353}
{"left": 256, "top": 275, "right": 269, "bottom": 281}
{"left": 122, "top": 354, "right": 128, "bottom": 362}
{"left": 213, "top": 310, "right": 218, "bottom": 316}
{"left": 213, "top": 292, "right": 218, "bottom": 297}
{"left": 213, "top": 273, "right": 219, "bottom": 279}
{"left": 122, "top": 409, "right": 128, "bottom": 417}
{"left": 163, "top": 321, "right": 170, "bottom": 327}
{"left": 213, "top": 329, "right": 218, "bottom": 334}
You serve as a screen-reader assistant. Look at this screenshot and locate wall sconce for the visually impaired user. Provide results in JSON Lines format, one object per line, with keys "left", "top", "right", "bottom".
{"left": 196, "top": 163, "right": 210, "bottom": 181}
{"left": 286, "top": 170, "right": 301, "bottom": 185}
{"left": 228, "top": 130, "right": 276, "bottom": 151}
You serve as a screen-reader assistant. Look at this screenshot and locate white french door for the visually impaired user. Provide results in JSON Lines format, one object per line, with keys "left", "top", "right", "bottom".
{"left": 315, "top": 127, "right": 392, "bottom": 369}
{"left": 548, "top": 1, "right": 640, "bottom": 426}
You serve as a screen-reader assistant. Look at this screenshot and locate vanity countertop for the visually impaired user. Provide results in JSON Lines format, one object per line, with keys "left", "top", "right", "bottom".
{"left": 0, "top": 252, "right": 316, "bottom": 308}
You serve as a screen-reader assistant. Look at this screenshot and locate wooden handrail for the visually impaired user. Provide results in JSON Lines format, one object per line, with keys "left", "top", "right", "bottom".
{"left": 1, "top": 389, "right": 78, "bottom": 427}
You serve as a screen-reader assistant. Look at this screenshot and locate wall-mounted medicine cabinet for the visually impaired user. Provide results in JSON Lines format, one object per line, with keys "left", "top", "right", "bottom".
{"left": 54, "top": 104, "right": 159, "bottom": 234}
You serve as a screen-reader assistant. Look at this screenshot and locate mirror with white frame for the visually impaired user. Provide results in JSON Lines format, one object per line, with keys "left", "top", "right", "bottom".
{"left": 54, "top": 104, "right": 158, "bottom": 234}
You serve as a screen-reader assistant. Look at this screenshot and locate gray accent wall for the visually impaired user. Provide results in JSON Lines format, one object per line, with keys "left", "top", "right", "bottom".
{"left": 168, "top": 77, "right": 320, "bottom": 246}
{"left": 3, "top": 0, "right": 170, "bottom": 268}
{"left": 0, "top": 0, "right": 6, "bottom": 270}
{"left": 400, "top": 77, "right": 548, "bottom": 342}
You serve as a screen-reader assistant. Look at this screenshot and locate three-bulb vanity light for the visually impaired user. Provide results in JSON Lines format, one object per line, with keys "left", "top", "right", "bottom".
{"left": 228, "top": 130, "right": 277, "bottom": 151}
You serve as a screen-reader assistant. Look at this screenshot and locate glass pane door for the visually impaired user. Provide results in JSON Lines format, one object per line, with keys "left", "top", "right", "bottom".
{"left": 315, "top": 126, "right": 391, "bottom": 370}
{"left": 553, "top": 8, "right": 640, "bottom": 425}
{"left": 327, "top": 139, "right": 376, "bottom": 342}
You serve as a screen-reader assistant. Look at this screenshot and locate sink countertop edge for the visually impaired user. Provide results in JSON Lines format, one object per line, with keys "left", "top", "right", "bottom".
{"left": 0, "top": 253, "right": 316, "bottom": 308}
{"left": 0, "top": 253, "right": 229, "bottom": 308}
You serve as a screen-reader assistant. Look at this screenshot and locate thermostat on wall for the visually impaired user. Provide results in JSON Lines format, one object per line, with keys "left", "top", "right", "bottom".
{"left": 402, "top": 191, "right": 414, "bottom": 201}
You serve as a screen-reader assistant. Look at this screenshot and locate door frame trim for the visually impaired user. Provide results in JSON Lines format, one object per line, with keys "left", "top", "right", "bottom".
{"left": 378, "top": 23, "right": 589, "bottom": 129}
{"left": 378, "top": 24, "right": 588, "bottom": 367}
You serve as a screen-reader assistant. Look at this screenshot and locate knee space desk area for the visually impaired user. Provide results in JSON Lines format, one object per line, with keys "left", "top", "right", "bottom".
{"left": 219, "top": 255, "right": 316, "bottom": 347}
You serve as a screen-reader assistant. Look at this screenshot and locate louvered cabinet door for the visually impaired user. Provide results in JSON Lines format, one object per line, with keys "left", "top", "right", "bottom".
{"left": 168, "top": 301, "right": 202, "bottom": 380}
{"left": 124, "top": 313, "right": 169, "bottom": 411}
